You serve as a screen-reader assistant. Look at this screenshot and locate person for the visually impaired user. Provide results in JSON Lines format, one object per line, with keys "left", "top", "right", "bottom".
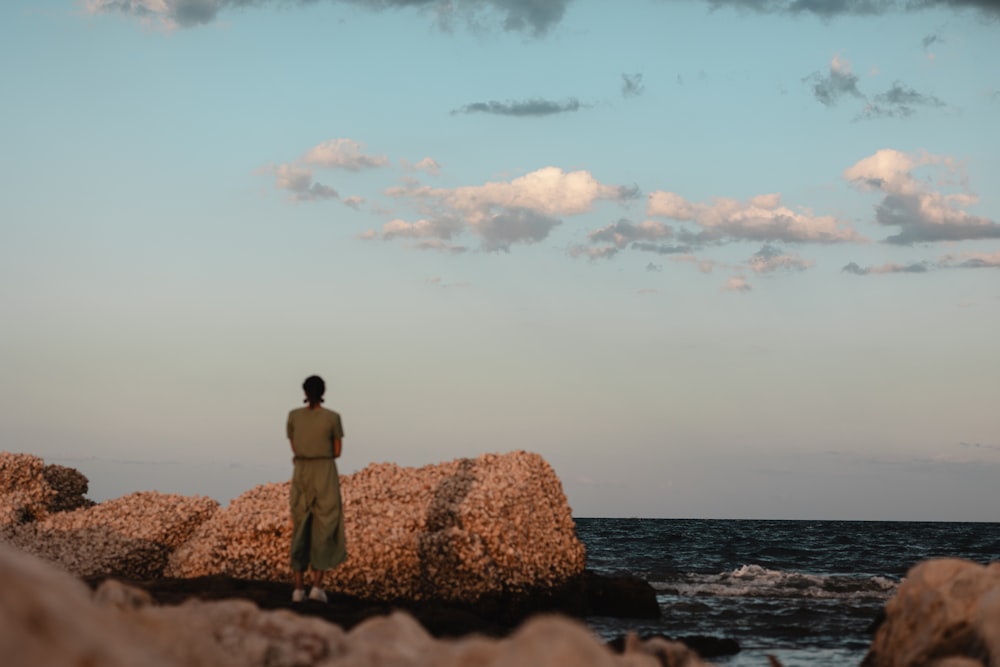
{"left": 286, "top": 374, "right": 347, "bottom": 603}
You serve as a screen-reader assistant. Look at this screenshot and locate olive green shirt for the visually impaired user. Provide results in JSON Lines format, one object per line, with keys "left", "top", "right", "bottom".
{"left": 286, "top": 407, "right": 344, "bottom": 458}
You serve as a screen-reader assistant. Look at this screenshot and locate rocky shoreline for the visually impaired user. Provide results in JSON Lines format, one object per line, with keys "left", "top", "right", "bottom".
{"left": 1, "top": 451, "right": 587, "bottom": 598}
{"left": 81, "top": 569, "right": 749, "bottom": 660}
{"left": 1, "top": 540, "right": 717, "bottom": 667}
{"left": 83, "top": 568, "right": 661, "bottom": 639}
{"left": 3, "top": 450, "right": 999, "bottom": 667}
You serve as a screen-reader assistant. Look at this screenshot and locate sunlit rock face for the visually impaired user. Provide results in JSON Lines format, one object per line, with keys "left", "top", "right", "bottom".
{"left": 167, "top": 450, "right": 587, "bottom": 601}
{"left": 1, "top": 450, "right": 585, "bottom": 601}
{"left": 2, "top": 452, "right": 219, "bottom": 578}
{"left": 7, "top": 490, "right": 220, "bottom": 579}
{"left": 0, "top": 452, "right": 94, "bottom": 531}
{"left": 863, "top": 558, "right": 1000, "bottom": 667}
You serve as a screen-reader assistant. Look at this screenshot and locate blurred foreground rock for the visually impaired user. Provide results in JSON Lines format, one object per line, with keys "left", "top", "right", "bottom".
{"left": 0, "top": 542, "right": 706, "bottom": 667}
{"left": 86, "top": 566, "right": 659, "bottom": 640}
{"left": 862, "top": 558, "right": 1000, "bottom": 667}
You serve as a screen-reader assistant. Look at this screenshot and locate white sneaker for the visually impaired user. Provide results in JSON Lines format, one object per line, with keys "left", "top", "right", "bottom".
{"left": 308, "top": 586, "right": 327, "bottom": 603}
{"left": 292, "top": 588, "right": 305, "bottom": 603}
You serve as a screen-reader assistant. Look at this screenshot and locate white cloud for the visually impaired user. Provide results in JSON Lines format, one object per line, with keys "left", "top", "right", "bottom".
{"left": 85, "top": 0, "right": 572, "bottom": 35}
{"left": 302, "top": 139, "right": 389, "bottom": 171}
{"left": 413, "top": 239, "right": 468, "bottom": 254}
{"left": 723, "top": 276, "right": 752, "bottom": 292}
{"left": 267, "top": 163, "right": 338, "bottom": 201}
{"left": 647, "top": 191, "right": 863, "bottom": 243}
{"left": 842, "top": 260, "right": 930, "bottom": 275}
{"left": 374, "top": 166, "right": 634, "bottom": 252}
{"left": 844, "top": 149, "right": 1000, "bottom": 244}
{"left": 264, "top": 137, "right": 388, "bottom": 201}
{"left": 402, "top": 157, "right": 441, "bottom": 176}
{"left": 673, "top": 254, "right": 720, "bottom": 274}
{"left": 437, "top": 167, "right": 630, "bottom": 221}
{"left": 586, "top": 219, "right": 674, "bottom": 248}
{"left": 476, "top": 208, "right": 562, "bottom": 251}
{"left": 844, "top": 251, "right": 1000, "bottom": 275}
{"left": 568, "top": 244, "right": 619, "bottom": 260}
{"left": 748, "top": 245, "right": 815, "bottom": 273}
{"left": 938, "top": 252, "right": 1000, "bottom": 269}
{"left": 807, "top": 55, "right": 864, "bottom": 107}
{"left": 84, "top": 0, "right": 194, "bottom": 30}
{"left": 272, "top": 163, "right": 311, "bottom": 192}
{"left": 360, "top": 223, "right": 467, "bottom": 252}
{"left": 379, "top": 217, "right": 464, "bottom": 240}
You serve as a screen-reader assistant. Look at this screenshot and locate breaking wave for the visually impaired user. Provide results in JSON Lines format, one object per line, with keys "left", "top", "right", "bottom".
{"left": 653, "top": 564, "right": 898, "bottom": 601}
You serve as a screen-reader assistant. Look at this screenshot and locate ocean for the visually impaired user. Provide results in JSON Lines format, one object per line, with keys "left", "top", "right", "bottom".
{"left": 574, "top": 518, "right": 1000, "bottom": 667}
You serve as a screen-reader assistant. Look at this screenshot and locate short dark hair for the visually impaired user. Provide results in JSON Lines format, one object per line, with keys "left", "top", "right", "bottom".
{"left": 302, "top": 375, "right": 325, "bottom": 404}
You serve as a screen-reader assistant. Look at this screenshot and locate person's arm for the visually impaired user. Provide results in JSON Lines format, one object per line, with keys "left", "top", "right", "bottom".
{"left": 333, "top": 414, "right": 344, "bottom": 459}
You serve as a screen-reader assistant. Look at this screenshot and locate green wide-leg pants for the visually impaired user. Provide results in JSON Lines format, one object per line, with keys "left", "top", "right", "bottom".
{"left": 290, "top": 459, "right": 347, "bottom": 572}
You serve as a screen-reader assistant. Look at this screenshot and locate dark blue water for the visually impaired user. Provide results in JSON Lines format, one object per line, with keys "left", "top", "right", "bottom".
{"left": 574, "top": 519, "right": 1000, "bottom": 666}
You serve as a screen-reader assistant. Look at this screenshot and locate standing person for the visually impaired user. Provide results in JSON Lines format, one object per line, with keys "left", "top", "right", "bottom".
{"left": 286, "top": 374, "right": 347, "bottom": 603}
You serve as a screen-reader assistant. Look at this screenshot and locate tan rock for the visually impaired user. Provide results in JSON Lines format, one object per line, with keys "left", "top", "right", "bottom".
{"left": 6, "top": 491, "right": 219, "bottom": 578}
{"left": 1, "top": 540, "right": 349, "bottom": 667}
{"left": 128, "top": 598, "right": 350, "bottom": 667}
{"left": 41, "top": 463, "right": 95, "bottom": 512}
{"left": 0, "top": 541, "right": 172, "bottom": 667}
{"left": 490, "top": 616, "right": 659, "bottom": 667}
{"left": 0, "top": 453, "right": 95, "bottom": 526}
{"left": 624, "top": 632, "right": 709, "bottom": 667}
{"left": 168, "top": 450, "right": 586, "bottom": 602}
{"left": 3, "top": 450, "right": 583, "bottom": 602}
{"left": 335, "top": 611, "right": 439, "bottom": 667}
{"left": 328, "top": 612, "right": 674, "bottom": 667}
{"left": 930, "top": 659, "right": 987, "bottom": 667}
{"left": 863, "top": 558, "right": 1000, "bottom": 667}
{"left": 94, "top": 578, "right": 154, "bottom": 610}
{"left": 0, "top": 452, "right": 56, "bottom": 528}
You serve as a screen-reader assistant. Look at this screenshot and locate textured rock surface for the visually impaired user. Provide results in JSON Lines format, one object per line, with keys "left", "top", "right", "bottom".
{"left": 0, "top": 540, "right": 171, "bottom": 667}
{"left": 0, "top": 541, "right": 700, "bottom": 667}
{"left": 6, "top": 491, "right": 219, "bottom": 578}
{"left": 0, "top": 452, "right": 84, "bottom": 529}
{"left": 85, "top": 565, "right": 660, "bottom": 641}
{"left": 167, "top": 450, "right": 586, "bottom": 602}
{"left": 2, "top": 450, "right": 584, "bottom": 602}
{"left": 862, "top": 558, "right": 1000, "bottom": 667}
{"left": 41, "top": 463, "right": 95, "bottom": 512}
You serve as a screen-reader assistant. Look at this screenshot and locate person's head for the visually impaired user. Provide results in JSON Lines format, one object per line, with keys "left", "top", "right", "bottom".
{"left": 302, "top": 375, "right": 325, "bottom": 405}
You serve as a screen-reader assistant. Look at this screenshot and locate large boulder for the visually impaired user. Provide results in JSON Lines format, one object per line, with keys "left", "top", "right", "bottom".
{"left": 0, "top": 541, "right": 701, "bottom": 667}
{"left": 863, "top": 558, "right": 1000, "bottom": 667}
{"left": 0, "top": 452, "right": 93, "bottom": 531}
{"left": 167, "top": 451, "right": 587, "bottom": 602}
{"left": 6, "top": 491, "right": 219, "bottom": 578}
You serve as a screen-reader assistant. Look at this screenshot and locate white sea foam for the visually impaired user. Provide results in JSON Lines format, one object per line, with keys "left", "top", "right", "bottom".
{"left": 653, "top": 564, "right": 898, "bottom": 600}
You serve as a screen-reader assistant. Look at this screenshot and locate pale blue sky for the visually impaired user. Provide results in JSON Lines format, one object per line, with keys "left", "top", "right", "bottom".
{"left": 2, "top": 0, "right": 998, "bottom": 520}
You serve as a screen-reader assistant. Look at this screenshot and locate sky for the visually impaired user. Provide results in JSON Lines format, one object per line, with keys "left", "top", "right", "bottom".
{"left": 1, "top": 0, "right": 998, "bottom": 521}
